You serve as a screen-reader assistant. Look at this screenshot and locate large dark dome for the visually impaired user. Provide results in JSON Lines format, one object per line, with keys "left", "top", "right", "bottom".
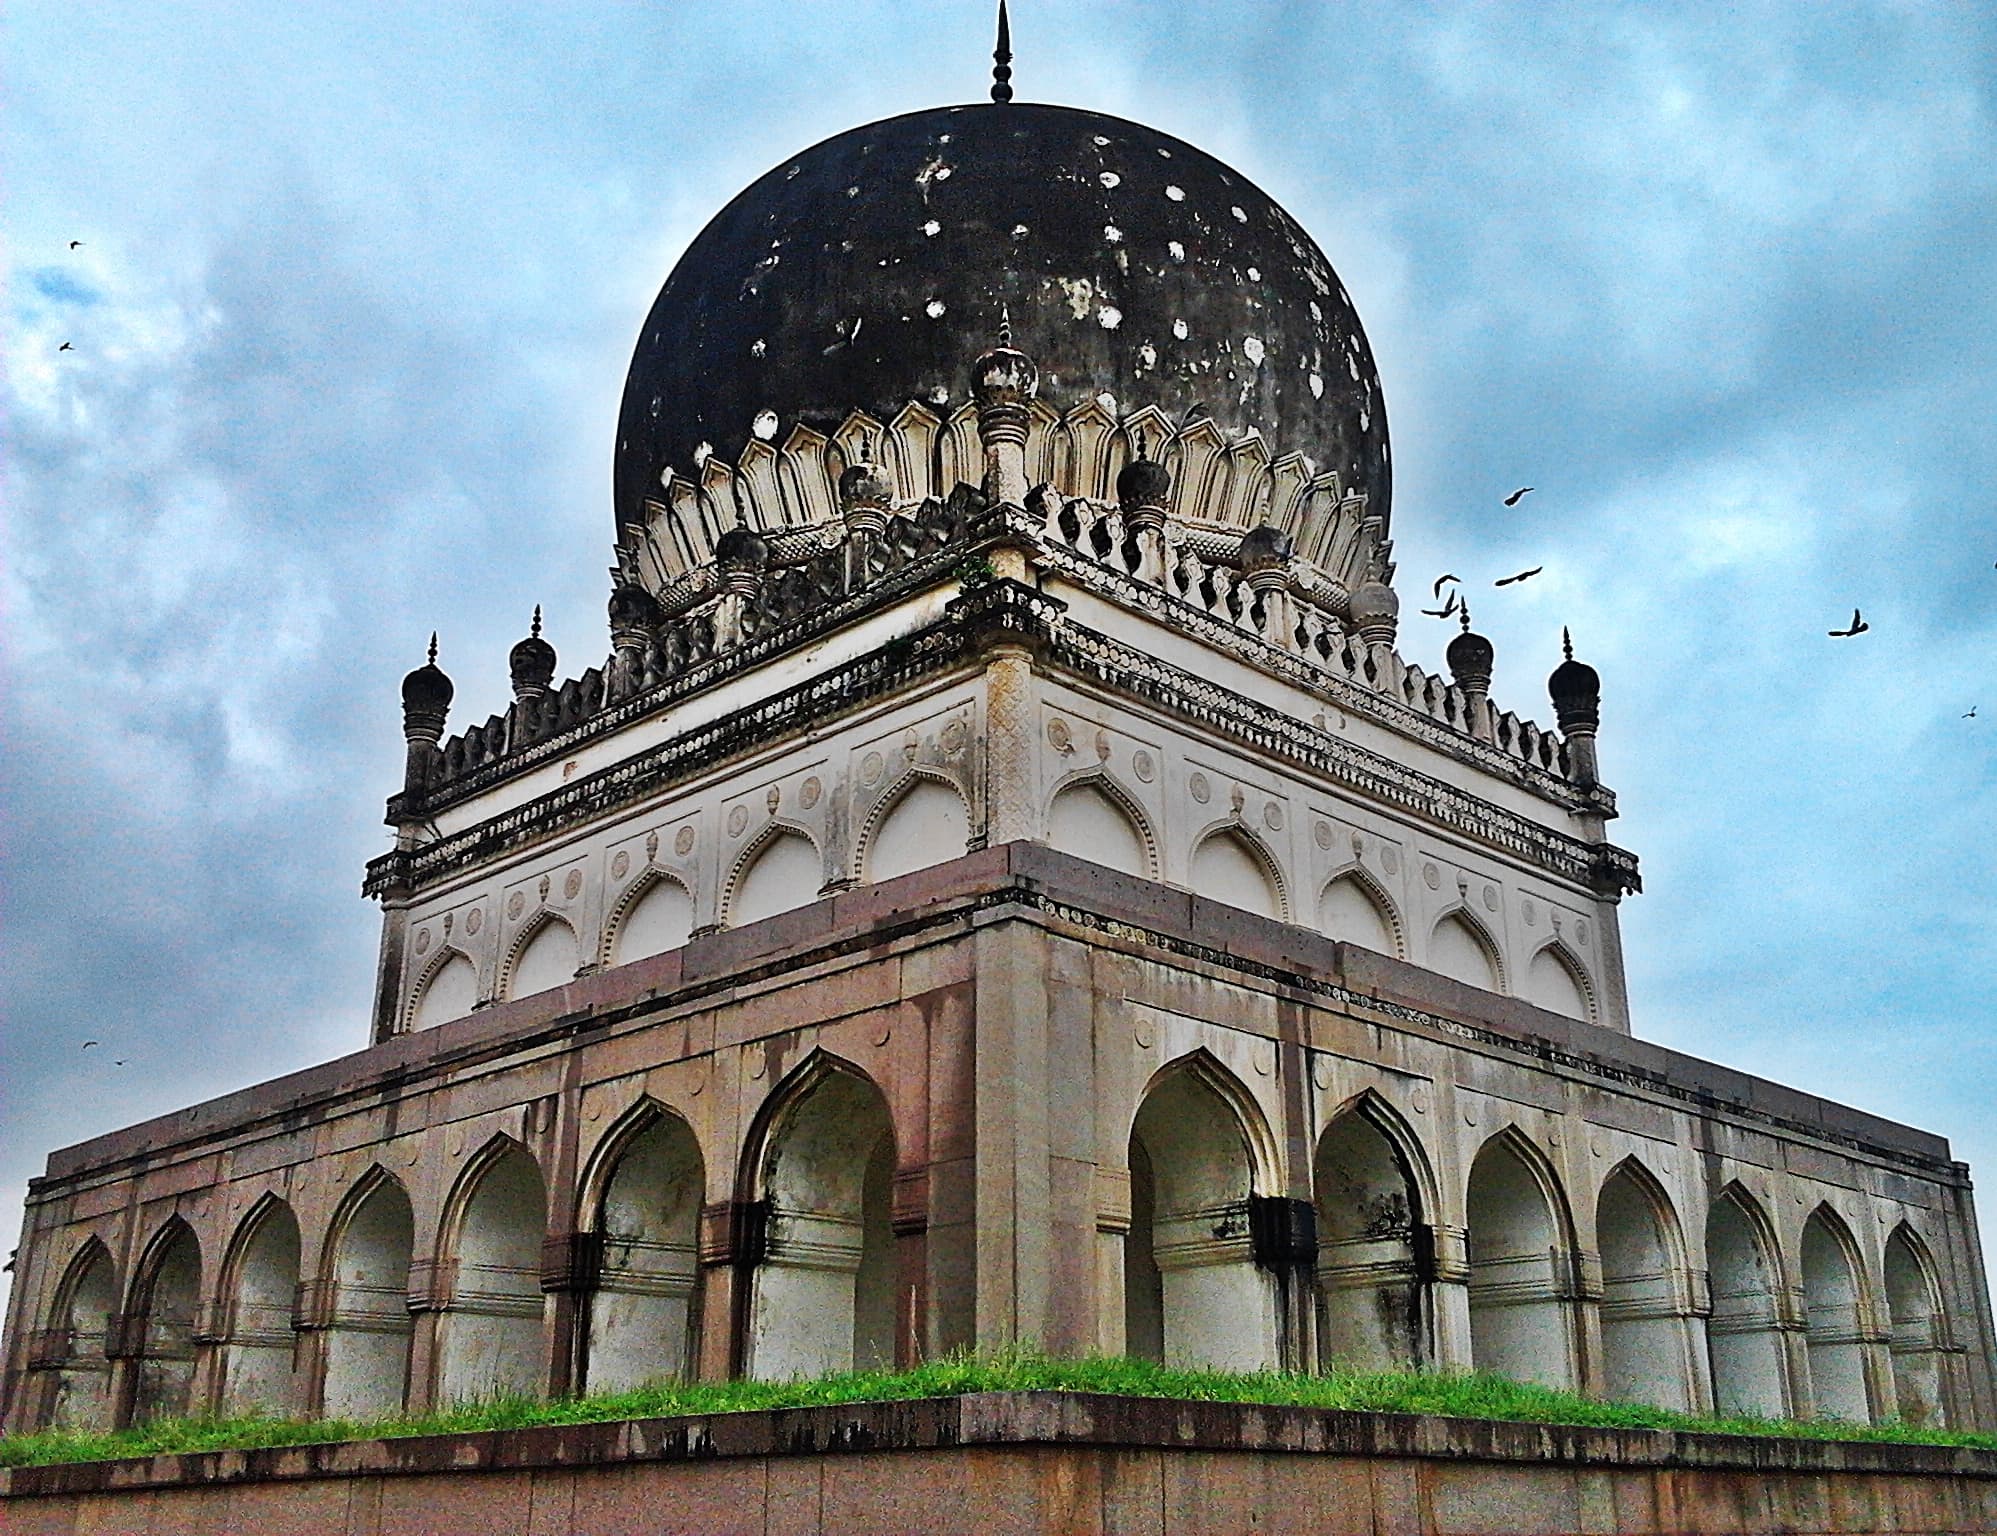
{"left": 616, "top": 101, "right": 1388, "bottom": 534}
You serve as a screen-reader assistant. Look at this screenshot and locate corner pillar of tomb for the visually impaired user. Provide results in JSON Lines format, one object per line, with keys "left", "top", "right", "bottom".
{"left": 1426, "top": 1222, "right": 1474, "bottom": 1372}
{"left": 696, "top": 1199, "right": 769, "bottom": 1382}
{"left": 400, "top": 1258, "right": 455, "bottom": 1414}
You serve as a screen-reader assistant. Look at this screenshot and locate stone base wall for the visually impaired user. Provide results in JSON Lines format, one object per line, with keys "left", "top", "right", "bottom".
{"left": 5, "top": 1394, "right": 1997, "bottom": 1536}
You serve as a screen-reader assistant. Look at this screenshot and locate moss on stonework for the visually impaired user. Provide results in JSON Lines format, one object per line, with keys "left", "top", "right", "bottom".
{"left": 5, "top": 1351, "right": 1992, "bottom": 1469}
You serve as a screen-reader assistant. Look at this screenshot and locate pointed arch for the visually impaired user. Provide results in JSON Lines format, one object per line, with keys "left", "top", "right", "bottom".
{"left": 1704, "top": 1183, "right": 1790, "bottom": 1417}
{"left": 1428, "top": 907, "right": 1506, "bottom": 993}
{"left": 1523, "top": 939, "right": 1596, "bottom": 1023}
{"left": 320, "top": 1165, "right": 415, "bottom": 1420}
{"left": 1316, "top": 865, "right": 1403, "bottom": 957}
{"left": 741, "top": 1051, "right": 897, "bottom": 1380}
{"left": 218, "top": 1194, "right": 301, "bottom": 1416}
{"left": 1125, "top": 1049, "right": 1280, "bottom": 1372}
{"left": 127, "top": 1216, "right": 203, "bottom": 1423}
{"left": 1045, "top": 770, "right": 1157, "bottom": 880}
{"left": 580, "top": 1098, "right": 707, "bottom": 1394}
{"left": 408, "top": 946, "right": 479, "bottom": 1032}
{"left": 1595, "top": 1158, "right": 1698, "bottom": 1410}
{"left": 1801, "top": 1203, "right": 1873, "bottom": 1422}
{"left": 1187, "top": 823, "right": 1288, "bottom": 922}
{"left": 856, "top": 767, "right": 972, "bottom": 885}
{"left": 1314, "top": 1089, "right": 1437, "bottom": 1368}
{"left": 1465, "top": 1127, "right": 1578, "bottom": 1389}
{"left": 44, "top": 1237, "right": 118, "bottom": 1431}
{"left": 602, "top": 869, "right": 696, "bottom": 969}
{"left": 724, "top": 821, "right": 824, "bottom": 929}
{"left": 434, "top": 1133, "right": 549, "bottom": 1405}
{"left": 1884, "top": 1222, "right": 1949, "bottom": 1426}
{"left": 502, "top": 911, "right": 581, "bottom": 1001}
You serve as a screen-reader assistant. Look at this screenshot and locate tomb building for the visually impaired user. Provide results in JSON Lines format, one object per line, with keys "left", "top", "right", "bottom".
{"left": 6, "top": 67, "right": 1993, "bottom": 1438}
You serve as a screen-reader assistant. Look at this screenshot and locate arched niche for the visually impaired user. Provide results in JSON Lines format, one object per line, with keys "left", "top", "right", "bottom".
{"left": 1046, "top": 779, "right": 1150, "bottom": 879}
{"left": 46, "top": 1242, "right": 117, "bottom": 1431}
{"left": 609, "top": 876, "right": 695, "bottom": 968}
{"left": 1595, "top": 1163, "right": 1696, "bottom": 1410}
{"left": 1313, "top": 1097, "right": 1430, "bottom": 1368}
{"left": 1125, "top": 1057, "right": 1277, "bottom": 1372}
{"left": 435, "top": 1140, "right": 549, "bottom": 1406}
{"left": 1884, "top": 1225, "right": 1948, "bottom": 1427}
{"left": 1317, "top": 872, "right": 1399, "bottom": 957}
{"left": 507, "top": 916, "right": 579, "bottom": 1001}
{"left": 1704, "top": 1189, "right": 1789, "bottom": 1417}
{"left": 220, "top": 1198, "right": 301, "bottom": 1417}
{"left": 729, "top": 828, "right": 823, "bottom": 929}
{"left": 746, "top": 1059, "right": 896, "bottom": 1380}
{"left": 410, "top": 952, "right": 478, "bottom": 1033}
{"left": 1465, "top": 1133, "right": 1576, "bottom": 1389}
{"left": 321, "top": 1172, "right": 415, "bottom": 1420}
{"left": 1429, "top": 911, "right": 1502, "bottom": 994}
{"left": 1801, "top": 1207, "right": 1873, "bottom": 1422}
{"left": 585, "top": 1105, "right": 706, "bottom": 1394}
{"left": 1523, "top": 945, "right": 1592, "bottom": 1021}
{"left": 1188, "top": 828, "right": 1281, "bottom": 920}
{"left": 130, "top": 1220, "right": 203, "bottom": 1423}
{"left": 865, "top": 775, "right": 971, "bottom": 884}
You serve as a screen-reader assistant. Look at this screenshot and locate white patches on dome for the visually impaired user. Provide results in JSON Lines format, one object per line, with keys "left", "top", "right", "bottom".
{"left": 936, "top": 165, "right": 952, "bottom": 180}
{"left": 785, "top": 164, "right": 801, "bottom": 179}
{"left": 923, "top": 219, "right": 941, "bottom": 236}
{"left": 1059, "top": 277, "right": 1095, "bottom": 319}
{"left": 925, "top": 298, "right": 947, "bottom": 319}
{"left": 1167, "top": 240, "right": 1186, "bottom": 261}
{"left": 1165, "top": 185, "right": 1186, "bottom": 201}
{"left": 1103, "top": 224, "right": 1123, "bottom": 243}
{"left": 1308, "top": 373, "right": 1324, "bottom": 399}
{"left": 1098, "top": 171, "right": 1121, "bottom": 188}
{"left": 1358, "top": 409, "right": 1371, "bottom": 432}
{"left": 1348, "top": 354, "right": 1360, "bottom": 381}
{"left": 930, "top": 385, "right": 951, "bottom": 405}
{"left": 1096, "top": 391, "right": 1118, "bottom": 411}
{"left": 1171, "top": 318, "right": 1189, "bottom": 340}
{"left": 1157, "top": 147, "right": 1172, "bottom": 157}
{"left": 1246, "top": 266, "right": 1260, "bottom": 281}
{"left": 751, "top": 338, "right": 767, "bottom": 358}
{"left": 1011, "top": 224, "right": 1029, "bottom": 238}
{"left": 938, "top": 133, "right": 952, "bottom": 143}
{"left": 847, "top": 186, "right": 860, "bottom": 198}
{"left": 1098, "top": 304, "right": 1123, "bottom": 329}
{"left": 752, "top": 410, "right": 779, "bottom": 440}
{"left": 915, "top": 158, "right": 953, "bottom": 199}
{"left": 693, "top": 442, "right": 713, "bottom": 467}
{"left": 1093, "top": 135, "right": 1111, "bottom": 146}
{"left": 1308, "top": 301, "right": 1322, "bottom": 323}
{"left": 1139, "top": 342, "right": 1157, "bottom": 367}
{"left": 1242, "top": 336, "right": 1266, "bottom": 366}
{"left": 1231, "top": 205, "right": 1248, "bottom": 222}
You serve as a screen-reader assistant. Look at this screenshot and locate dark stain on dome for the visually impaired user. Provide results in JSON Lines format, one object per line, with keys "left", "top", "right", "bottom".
{"left": 616, "top": 101, "right": 1388, "bottom": 533}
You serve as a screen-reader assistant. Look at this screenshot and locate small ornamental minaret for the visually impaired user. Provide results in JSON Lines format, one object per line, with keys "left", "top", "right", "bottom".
{"left": 1116, "top": 431, "right": 1172, "bottom": 582}
{"left": 1548, "top": 627, "right": 1603, "bottom": 789}
{"left": 509, "top": 606, "right": 557, "bottom": 706}
{"left": 400, "top": 633, "right": 453, "bottom": 803}
{"left": 1239, "top": 523, "right": 1296, "bottom": 644}
{"left": 712, "top": 525, "right": 771, "bottom": 649}
{"left": 1346, "top": 555, "right": 1400, "bottom": 649}
{"left": 971, "top": 310, "right": 1039, "bottom": 508}
{"left": 1446, "top": 604, "right": 1496, "bottom": 743}
{"left": 607, "top": 584, "right": 662, "bottom": 701}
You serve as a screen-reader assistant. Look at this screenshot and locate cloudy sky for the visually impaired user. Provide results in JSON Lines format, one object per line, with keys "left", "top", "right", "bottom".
{"left": 4, "top": 2, "right": 1993, "bottom": 1310}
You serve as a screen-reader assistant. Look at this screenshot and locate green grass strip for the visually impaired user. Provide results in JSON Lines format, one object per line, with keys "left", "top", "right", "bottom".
{"left": 5, "top": 1349, "right": 1992, "bottom": 1469}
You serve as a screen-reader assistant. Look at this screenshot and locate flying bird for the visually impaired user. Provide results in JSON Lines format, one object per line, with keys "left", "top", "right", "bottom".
{"left": 1503, "top": 486, "right": 1534, "bottom": 507}
{"left": 69, "top": 240, "right": 83, "bottom": 250}
{"left": 1964, "top": 706, "right": 1978, "bottom": 719}
{"left": 1431, "top": 573, "right": 1460, "bottom": 598}
{"left": 57, "top": 341, "right": 73, "bottom": 352}
{"left": 81, "top": 1040, "right": 99, "bottom": 1050}
{"left": 1493, "top": 566, "right": 1543, "bottom": 587}
{"left": 114, "top": 1060, "right": 127, "bottom": 1067}
{"left": 1420, "top": 592, "right": 1462, "bottom": 620}
{"left": 1828, "top": 609, "right": 1869, "bottom": 638}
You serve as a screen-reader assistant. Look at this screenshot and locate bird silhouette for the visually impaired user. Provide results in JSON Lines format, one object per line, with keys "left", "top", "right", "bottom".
{"left": 1432, "top": 573, "right": 1460, "bottom": 597}
{"left": 1420, "top": 592, "right": 1462, "bottom": 620}
{"left": 68, "top": 240, "right": 83, "bottom": 250}
{"left": 57, "top": 341, "right": 73, "bottom": 352}
{"left": 81, "top": 1040, "right": 99, "bottom": 1050}
{"left": 114, "top": 1059, "right": 127, "bottom": 1067}
{"left": 1964, "top": 706, "right": 1979, "bottom": 719}
{"left": 1503, "top": 487, "right": 1534, "bottom": 507}
{"left": 1828, "top": 609, "right": 1869, "bottom": 638}
{"left": 1494, "top": 566, "right": 1543, "bottom": 587}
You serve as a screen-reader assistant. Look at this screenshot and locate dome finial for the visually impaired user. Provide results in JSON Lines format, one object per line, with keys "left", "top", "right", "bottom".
{"left": 1562, "top": 625, "right": 1574, "bottom": 661}
{"left": 426, "top": 631, "right": 438, "bottom": 665}
{"left": 1459, "top": 602, "right": 1473, "bottom": 634}
{"left": 991, "top": 0, "right": 1014, "bottom": 103}
{"left": 999, "top": 303, "right": 1013, "bottom": 349}
{"left": 530, "top": 604, "right": 543, "bottom": 640}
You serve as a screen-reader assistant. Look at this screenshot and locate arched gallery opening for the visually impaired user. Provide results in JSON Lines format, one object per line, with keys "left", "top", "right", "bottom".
{"left": 1188, "top": 829, "right": 1280, "bottom": 920}
{"left": 1313, "top": 1101, "right": 1428, "bottom": 1369}
{"left": 221, "top": 1199, "right": 302, "bottom": 1416}
{"left": 1703, "top": 1192, "right": 1789, "bottom": 1417}
{"left": 1124, "top": 1061, "right": 1277, "bottom": 1373}
{"left": 129, "top": 1221, "right": 203, "bottom": 1423}
{"left": 435, "top": 1142, "right": 550, "bottom": 1406}
{"left": 1046, "top": 781, "right": 1148, "bottom": 878}
{"left": 321, "top": 1174, "right": 416, "bottom": 1420}
{"left": 585, "top": 1107, "right": 705, "bottom": 1394}
{"left": 1464, "top": 1135, "right": 1575, "bottom": 1389}
{"left": 1884, "top": 1226, "right": 1948, "bottom": 1426}
{"left": 731, "top": 830, "right": 823, "bottom": 929}
{"left": 745, "top": 1063, "right": 896, "bottom": 1379}
{"left": 47, "top": 1244, "right": 117, "bottom": 1431}
{"left": 866, "top": 777, "right": 971, "bottom": 885}
{"left": 1801, "top": 1208, "right": 1873, "bottom": 1422}
{"left": 1594, "top": 1165, "right": 1696, "bottom": 1410}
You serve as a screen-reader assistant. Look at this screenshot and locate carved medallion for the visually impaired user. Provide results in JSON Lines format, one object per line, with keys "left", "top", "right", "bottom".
{"left": 611, "top": 851, "right": 631, "bottom": 882}
{"left": 1313, "top": 820, "right": 1332, "bottom": 851}
{"left": 675, "top": 824, "right": 696, "bottom": 857}
{"left": 1575, "top": 919, "right": 1590, "bottom": 947}
{"left": 1047, "top": 718, "right": 1073, "bottom": 754}
{"left": 1483, "top": 883, "right": 1498, "bottom": 912}
{"left": 1522, "top": 899, "right": 1538, "bottom": 926}
{"left": 564, "top": 869, "right": 583, "bottom": 901}
{"left": 800, "top": 776, "right": 822, "bottom": 810}
{"left": 1263, "top": 803, "right": 1284, "bottom": 832}
{"left": 1132, "top": 749, "right": 1156, "bottom": 783}
{"left": 1189, "top": 771, "right": 1210, "bottom": 804}
{"left": 414, "top": 928, "right": 432, "bottom": 955}
{"left": 727, "top": 804, "right": 750, "bottom": 837}
{"left": 465, "top": 907, "right": 483, "bottom": 936}
{"left": 941, "top": 719, "right": 969, "bottom": 755}
{"left": 1411, "top": 1085, "right": 1431, "bottom": 1116}
{"left": 1422, "top": 862, "right": 1441, "bottom": 891}
{"left": 861, "top": 750, "right": 885, "bottom": 786}
{"left": 1382, "top": 848, "right": 1400, "bottom": 875}
{"left": 507, "top": 890, "right": 525, "bottom": 920}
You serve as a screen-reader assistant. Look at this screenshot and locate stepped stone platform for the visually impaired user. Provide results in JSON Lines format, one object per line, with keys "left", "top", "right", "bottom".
{"left": 4, "top": 1393, "right": 1995, "bottom": 1535}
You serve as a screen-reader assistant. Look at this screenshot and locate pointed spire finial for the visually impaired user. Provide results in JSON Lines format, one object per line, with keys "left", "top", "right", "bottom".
{"left": 427, "top": 631, "right": 438, "bottom": 665}
{"left": 1562, "top": 625, "right": 1574, "bottom": 661}
{"left": 991, "top": 0, "right": 1014, "bottom": 103}
{"left": 999, "top": 303, "right": 1013, "bottom": 348}
{"left": 1459, "top": 602, "right": 1472, "bottom": 633}
{"left": 530, "top": 604, "right": 543, "bottom": 639}
{"left": 1134, "top": 427, "right": 1148, "bottom": 460}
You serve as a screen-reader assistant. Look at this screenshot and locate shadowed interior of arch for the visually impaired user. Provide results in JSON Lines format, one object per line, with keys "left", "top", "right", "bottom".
{"left": 130, "top": 1224, "right": 202, "bottom": 1424}
{"left": 47, "top": 1246, "right": 117, "bottom": 1432}
{"left": 586, "top": 1111, "right": 705, "bottom": 1394}
{"left": 1704, "top": 1192, "right": 1789, "bottom": 1418}
{"left": 1802, "top": 1209, "right": 1873, "bottom": 1422}
{"left": 437, "top": 1144, "right": 549, "bottom": 1407}
{"left": 1523, "top": 945, "right": 1590, "bottom": 1020}
{"left": 1886, "top": 1226, "right": 1948, "bottom": 1427}
{"left": 1046, "top": 780, "right": 1147, "bottom": 878}
{"left": 1596, "top": 1166, "right": 1695, "bottom": 1411}
{"left": 1314, "top": 1104, "right": 1427, "bottom": 1369}
{"left": 1465, "top": 1136, "right": 1574, "bottom": 1390}
{"left": 221, "top": 1201, "right": 301, "bottom": 1418}
{"left": 322, "top": 1176, "right": 415, "bottom": 1421}
{"left": 508, "top": 917, "right": 580, "bottom": 1000}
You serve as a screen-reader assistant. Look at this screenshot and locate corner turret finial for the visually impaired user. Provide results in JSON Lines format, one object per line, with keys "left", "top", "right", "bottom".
{"left": 1460, "top": 603, "right": 1473, "bottom": 634}
{"left": 530, "top": 604, "right": 543, "bottom": 640}
{"left": 426, "top": 631, "right": 438, "bottom": 665}
{"left": 1562, "top": 625, "right": 1574, "bottom": 661}
{"left": 999, "top": 303, "right": 1013, "bottom": 348}
{"left": 991, "top": 0, "right": 1014, "bottom": 103}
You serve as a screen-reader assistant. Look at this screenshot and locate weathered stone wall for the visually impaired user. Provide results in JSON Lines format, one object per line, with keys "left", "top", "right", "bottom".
{"left": 6, "top": 1393, "right": 1997, "bottom": 1536}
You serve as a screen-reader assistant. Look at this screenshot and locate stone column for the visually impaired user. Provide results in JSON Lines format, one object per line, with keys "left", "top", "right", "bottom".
{"left": 971, "top": 322, "right": 1038, "bottom": 509}
{"left": 711, "top": 528, "right": 769, "bottom": 654}
{"left": 1116, "top": 450, "right": 1172, "bottom": 586}
{"left": 1240, "top": 525, "right": 1297, "bottom": 650}
{"left": 1428, "top": 1223, "right": 1475, "bottom": 1372}
{"left": 696, "top": 1199, "right": 767, "bottom": 1381}
{"left": 982, "top": 649, "right": 1039, "bottom": 849}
